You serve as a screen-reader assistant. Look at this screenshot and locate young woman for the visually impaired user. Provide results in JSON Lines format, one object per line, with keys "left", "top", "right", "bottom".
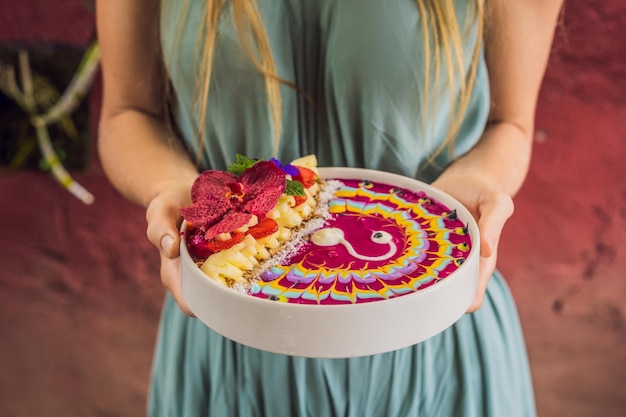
{"left": 96, "top": 0, "right": 563, "bottom": 415}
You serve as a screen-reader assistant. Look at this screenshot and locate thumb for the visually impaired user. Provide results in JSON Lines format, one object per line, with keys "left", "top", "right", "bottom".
{"left": 159, "top": 233, "right": 179, "bottom": 258}
{"left": 146, "top": 197, "right": 182, "bottom": 259}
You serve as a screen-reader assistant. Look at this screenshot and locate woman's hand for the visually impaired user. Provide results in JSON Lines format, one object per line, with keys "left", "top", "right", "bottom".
{"left": 145, "top": 181, "right": 196, "bottom": 316}
{"left": 432, "top": 167, "right": 514, "bottom": 313}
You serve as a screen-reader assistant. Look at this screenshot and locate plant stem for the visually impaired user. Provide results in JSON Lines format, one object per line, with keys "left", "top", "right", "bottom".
{"left": 33, "top": 118, "right": 95, "bottom": 204}
{"left": 0, "top": 44, "right": 99, "bottom": 205}
{"left": 38, "top": 42, "right": 100, "bottom": 125}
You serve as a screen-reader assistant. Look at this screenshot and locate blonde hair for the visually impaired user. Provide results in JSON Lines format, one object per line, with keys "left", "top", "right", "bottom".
{"left": 163, "top": 0, "right": 484, "bottom": 164}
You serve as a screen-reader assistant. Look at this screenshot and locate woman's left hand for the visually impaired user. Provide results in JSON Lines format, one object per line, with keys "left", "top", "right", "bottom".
{"left": 432, "top": 169, "right": 514, "bottom": 313}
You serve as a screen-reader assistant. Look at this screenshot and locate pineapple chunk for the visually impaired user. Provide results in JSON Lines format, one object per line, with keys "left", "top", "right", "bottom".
{"left": 291, "top": 154, "right": 319, "bottom": 174}
{"left": 215, "top": 232, "right": 232, "bottom": 241}
{"left": 201, "top": 260, "right": 245, "bottom": 283}
{"left": 227, "top": 251, "right": 256, "bottom": 270}
{"left": 266, "top": 208, "right": 281, "bottom": 220}
{"left": 277, "top": 227, "right": 291, "bottom": 241}
{"left": 257, "top": 233, "right": 280, "bottom": 250}
{"left": 283, "top": 195, "right": 296, "bottom": 208}
{"left": 276, "top": 210, "right": 303, "bottom": 228}
{"left": 241, "top": 244, "right": 258, "bottom": 258}
{"left": 205, "top": 252, "right": 228, "bottom": 267}
{"left": 308, "top": 183, "right": 320, "bottom": 196}
{"left": 255, "top": 246, "right": 271, "bottom": 260}
{"left": 295, "top": 203, "right": 313, "bottom": 218}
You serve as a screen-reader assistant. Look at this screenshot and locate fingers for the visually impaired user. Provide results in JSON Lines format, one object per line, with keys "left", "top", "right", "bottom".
{"left": 477, "top": 192, "right": 514, "bottom": 258}
{"left": 432, "top": 173, "right": 515, "bottom": 313}
{"left": 466, "top": 241, "right": 499, "bottom": 313}
{"left": 145, "top": 183, "right": 195, "bottom": 316}
{"left": 160, "top": 253, "right": 195, "bottom": 316}
{"left": 467, "top": 192, "right": 512, "bottom": 313}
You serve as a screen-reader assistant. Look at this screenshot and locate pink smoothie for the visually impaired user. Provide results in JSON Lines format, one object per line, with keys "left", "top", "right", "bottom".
{"left": 250, "top": 179, "right": 472, "bottom": 304}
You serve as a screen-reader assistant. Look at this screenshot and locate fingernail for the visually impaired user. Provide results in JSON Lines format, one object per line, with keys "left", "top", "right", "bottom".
{"left": 161, "top": 235, "right": 174, "bottom": 256}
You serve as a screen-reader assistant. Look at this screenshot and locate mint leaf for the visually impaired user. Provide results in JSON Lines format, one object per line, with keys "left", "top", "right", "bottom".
{"left": 285, "top": 180, "right": 305, "bottom": 196}
{"left": 227, "top": 154, "right": 258, "bottom": 175}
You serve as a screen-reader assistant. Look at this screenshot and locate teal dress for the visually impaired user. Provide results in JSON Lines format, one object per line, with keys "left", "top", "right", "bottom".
{"left": 151, "top": 1, "right": 536, "bottom": 416}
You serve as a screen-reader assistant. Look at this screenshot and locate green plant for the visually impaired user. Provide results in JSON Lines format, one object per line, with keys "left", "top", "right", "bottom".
{"left": 0, "top": 41, "right": 100, "bottom": 204}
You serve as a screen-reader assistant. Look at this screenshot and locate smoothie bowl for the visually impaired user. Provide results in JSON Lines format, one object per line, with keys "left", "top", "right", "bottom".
{"left": 179, "top": 162, "right": 479, "bottom": 358}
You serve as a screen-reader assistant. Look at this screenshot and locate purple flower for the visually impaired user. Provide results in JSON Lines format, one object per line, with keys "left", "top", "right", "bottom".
{"left": 270, "top": 157, "right": 300, "bottom": 177}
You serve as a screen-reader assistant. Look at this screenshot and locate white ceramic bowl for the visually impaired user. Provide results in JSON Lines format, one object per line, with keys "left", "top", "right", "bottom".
{"left": 180, "top": 167, "right": 479, "bottom": 358}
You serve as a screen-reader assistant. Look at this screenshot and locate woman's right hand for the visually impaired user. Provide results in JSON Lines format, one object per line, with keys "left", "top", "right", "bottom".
{"left": 145, "top": 181, "right": 195, "bottom": 316}
{"left": 97, "top": 0, "right": 202, "bottom": 315}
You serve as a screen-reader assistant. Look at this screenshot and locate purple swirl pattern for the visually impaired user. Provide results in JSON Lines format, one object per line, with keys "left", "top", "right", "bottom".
{"left": 249, "top": 179, "right": 472, "bottom": 304}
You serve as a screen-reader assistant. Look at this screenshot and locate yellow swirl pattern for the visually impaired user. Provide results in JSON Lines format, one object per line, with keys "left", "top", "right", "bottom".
{"left": 250, "top": 180, "right": 471, "bottom": 304}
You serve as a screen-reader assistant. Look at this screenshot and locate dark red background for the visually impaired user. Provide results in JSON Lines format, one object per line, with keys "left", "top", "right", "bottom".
{"left": 0, "top": 1, "right": 624, "bottom": 416}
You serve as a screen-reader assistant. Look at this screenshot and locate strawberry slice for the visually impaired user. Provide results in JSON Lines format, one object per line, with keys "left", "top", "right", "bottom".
{"left": 293, "top": 166, "right": 317, "bottom": 188}
{"left": 205, "top": 232, "right": 245, "bottom": 253}
{"left": 293, "top": 194, "right": 307, "bottom": 207}
{"left": 247, "top": 218, "right": 279, "bottom": 239}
